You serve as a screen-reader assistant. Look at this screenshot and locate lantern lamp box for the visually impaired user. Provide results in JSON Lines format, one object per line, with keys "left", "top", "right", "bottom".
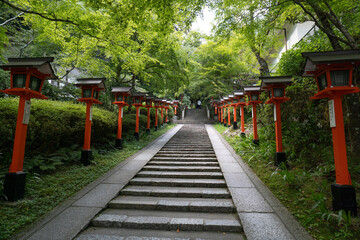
{"left": 112, "top": 86, "right": 131, "bottom": 104}
{"left": 75, "top": 78, "right": 105, "bottom": 104}
{"left": 302, "top": 50, "right": 360, "bottom": 99}
{"left": 260, "top": 76, "right": 292, "bottom": 104}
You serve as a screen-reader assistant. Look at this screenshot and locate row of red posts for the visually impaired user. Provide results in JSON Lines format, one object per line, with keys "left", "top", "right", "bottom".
{"left": 0, "top": 57, "right": 180, "bottom": 202}
{"left": 211, "top": 50, "right": 360, "bottom": 216}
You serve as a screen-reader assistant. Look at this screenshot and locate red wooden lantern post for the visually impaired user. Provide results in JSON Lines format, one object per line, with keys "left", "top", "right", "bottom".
{"left": 165, "top": 100, "right": 171, "bottom": 123}
{"left": 75, "top": 78, "right": 105, "bottom": 165}
{"left": 302, "top": 50, "right": 360, "bottom": 216}
{"left": 154, "top": 99, "right": 162, "bottom": 131}
{"left": 223, "top": 97, "right": 229, "bottom": 127}
{"left": 0, "top": 57, "right": 55, "bottom": 201}
{"left": 132, "top": 92, "right": 146, "bottom": 141}
{"left": 161, "top": 99, "right": 166, "bottom": 126}
{"left": 111, "top": 86, "right": 131, "bottom": 149}
{"left": 229, "top": 94, "right": 239, "bottom": 129}
{"left": 244, "top": 86, "right": 263, "bottom": 145}
{"left": 227, "top": 96, "right": 232, "bottom": 127}
{"left": 261, "top": 76, "right": 293, "bottom": 166}
{"left": 173, "top": 100, "right": 180, "bottom": 115}
{"left": 234, "top": 90, "right": 246, "bottom": 136}
{"left": 220, "top": 98, "right": 226, "bottom": 125}
{"left": 145, "top": 96, "right": 154, "bottom": 133}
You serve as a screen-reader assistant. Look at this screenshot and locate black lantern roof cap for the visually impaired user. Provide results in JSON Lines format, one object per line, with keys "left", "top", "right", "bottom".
{"left": 132, "top": 92, "right": 147, "bottom": 97}
{"left": 75, "top": 78, "right": 105, "bottom": 89}
{"left": 302, "top": 50, "right": 360, "bottom": 76}
{"left": 162, "top": 99, "right": 168, "bottom": 102}
{"left": 260, "top": 76, "right": 292, "bottom": 88}
{"left": 0, "top": 57, "right": 56, "bottom": 78}
{"left": 173, "top": 100, "right": 180, "bottom": 103}
{"left": 145, "top": 96, "right": 155, "bottom": 100}
{"left": 223, "top": 96, "right": 229, "bottom": 100}
{"left": 155, "top": 98, "right": 163, "bottom": 102}
{"left": 111, "top": 86, "right": 131, "bottom": 94}
{"left": 243, "top": 86, "right": 262, "bottom": 92}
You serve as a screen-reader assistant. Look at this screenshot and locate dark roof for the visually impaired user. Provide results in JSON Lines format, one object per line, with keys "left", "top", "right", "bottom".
{"left": 260, "top": 76, "right": 292, "bottom": 88}
{"left": 173, "top": 100, "right": 180, "bottom": 103}
{"left": 243, "top": 86, "right": 262, "bottom": 92}
{"left": 234, "top": 91, "right": 244, "bottom": 96}
{"left": 75, "top": 78, "right": 105, "bottom": 89}
{"left": 155, "top": 98, "right": 163, "bottom": 102}
{"left": 132, "top": 92, "right": 147, "bottom": 97}
{"left": 302, "top": 50, "right": 360, "bottom": 76}
{"left": 145, "top": 96, "right": 155, "bottom": 100}
{"left": 111, "top": 86, "right": 131, "bottom": 94}
{"left": 0, "top": 57, "right": 56, "bottom": 78}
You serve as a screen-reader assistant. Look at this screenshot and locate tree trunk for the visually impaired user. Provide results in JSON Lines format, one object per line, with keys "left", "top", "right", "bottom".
{"left": 251, "top": 47, "right": 270, "bottom": 76}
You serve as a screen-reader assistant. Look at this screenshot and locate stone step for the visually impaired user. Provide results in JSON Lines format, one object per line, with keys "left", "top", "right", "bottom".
{"left": 164, "top": 144, "right": 212, "bottom": 147}
{"left": 148, "top": 161, "right": 219, "bottom": 166}
{"left": 161, "top": 148, "right": 214, "bottom": 151}
{"left": 152, "top": 157, "right": 217, "bottom": 162}
{"left": 155, "top": 153, "right": 217, "bottom": 157}
{"left": 158, "top": 150, "right": 215, "bottom": 154}
{"left": 129, "top": 177, "right": 226, "bottom": 188}
{"left": 76, "top": 227, "right": 245, "bottom": 240}
{"left": 136, "top": 171, "right": 224, "bottom": 179}
{"left": 121, "top": 186, "right": 230, "bottom": 198}
{"left": 142, "top": 165, "right": 221, "bottom": 172}
{"left": 109, "top": 196, "right": 236, "bottom": 213}
{"left": 90, "top": 209, "right": 241, "bottom": 232}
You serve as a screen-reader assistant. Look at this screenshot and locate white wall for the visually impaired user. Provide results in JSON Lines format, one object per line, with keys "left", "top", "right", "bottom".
{"left": 269, "top": 21, "right": 315, "bottom": 72}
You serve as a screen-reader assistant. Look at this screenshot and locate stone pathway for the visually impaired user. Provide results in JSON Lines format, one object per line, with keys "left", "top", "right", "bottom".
{"left": 75, "top": 125, "right": 244, "bottom": 239}
{"left": 16, "top": 124, "right": 312, "bottom": 240}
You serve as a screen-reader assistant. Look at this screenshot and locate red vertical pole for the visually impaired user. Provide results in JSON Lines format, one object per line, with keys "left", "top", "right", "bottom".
{"left": 332, "top": 95, "right": 351, "bottom": 185}
{"left": 215, "top": 107, "right": 217, "bottom": 115}
{"left": 165, "top": 108, "right": 168, "bottom": 123}
{"left": 117, "top": 105, "right": 123, "bottom": 139}
{"left": 155, "top": 108, "right": 158, "bottom": 128}
{"left": 175, "top": 107, "right": 177, "bottom": 115}
{"left": 275, "top": 102, "right": 283, "bottom": 152}
{"left": 241, "top": 105, "right": 245, "bottom": 133}
{"left": 233, "top": 106, "right": 237, "bottom": 122}
{"left": 218, "top": 108, "right": 221, "bottom": 122}
{"left": 161, "top": 108, "right": 164, "bottom": 125}
{"left": 252, "top": 104, "right": 258, "bottom": 140}
{"left": 83, "top": 103, "right": 92, "bottom": 150}
{"left": 135, "top": 106, "right": 140, "bottom": 133}
{"left": 227, "top": 106, "right": 231, "bottom": 127}
{"left": 9, "top": 95, "right": 30, "bottom": 172}
{"left": 146, "top": 107, "right": 151, "bottom": 129}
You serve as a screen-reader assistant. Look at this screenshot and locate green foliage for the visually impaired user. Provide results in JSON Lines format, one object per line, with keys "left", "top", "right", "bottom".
{"left": 214, "top": 124, "right": 360, "bottom": 240}
{"left": 0, "top": 124, "right": 174, "bottom": 240}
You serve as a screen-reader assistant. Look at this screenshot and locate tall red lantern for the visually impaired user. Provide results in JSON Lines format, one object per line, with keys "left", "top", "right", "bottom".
{"left": 75, "top": 78, "right": 105, "bottom": 165}
{"left": 0, "top": 57, "right": 56, "bottom": 201}
{"left": 223, "top": 96, "right": 229, "bottom": 127}
{"left": 154, "top": 99, "right": 163, "bottom": 130}
{"left": 173, "top": 100, "right": 180, "bottom": 115}
{"left": 132, "top": 92, "right": 146, "bottom": 141}
{"left": 234, "top": 90, "right": 246, "bottom": 136}
{"left": 111, "top": 86, "right": 131, "bottom": 149}
{"left": 302, "top": 49, "right": 360, "bottom": 216}
{"left": 244, "top": 86, "right": 263, "bottom": 145}
{"left": 145, "top": 96, "right": 154, "bottom": 133}
{"left": 261, "top": 76, "right": 292, "bottom": 165}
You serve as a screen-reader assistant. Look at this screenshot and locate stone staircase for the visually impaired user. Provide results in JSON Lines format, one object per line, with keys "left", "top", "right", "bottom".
{"left": 75, "top": 125, "right": 244, "bottom": 240}
{"left": 175, "top": 109, "right": 214, "bottom": 124}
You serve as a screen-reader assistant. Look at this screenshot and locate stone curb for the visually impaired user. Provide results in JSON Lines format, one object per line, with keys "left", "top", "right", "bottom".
{"left": 11, "top": 124, "right": 183, "bottom": 240}
{"left": 205, "top": 124, "right": 313, "bottom": 240}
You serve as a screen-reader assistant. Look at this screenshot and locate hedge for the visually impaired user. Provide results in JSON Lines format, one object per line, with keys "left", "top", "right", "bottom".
{"left": 0, "top": 98, "right": 170, "bottom": 172}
